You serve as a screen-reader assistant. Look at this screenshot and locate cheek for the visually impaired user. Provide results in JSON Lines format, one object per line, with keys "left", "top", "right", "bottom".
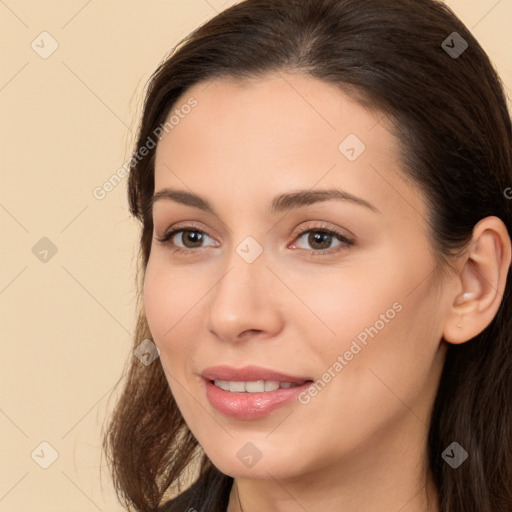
{"left": 298, "top": 245, "right": 440, "bottom": 403}
{"left": 303, "top": 241, "right": 435, "bottom": 348}
{"left": 292, "top": 256, "right": 404, "bottom": 354}
{"left": 143, "top": 261, "right": 205, "bottom": 411}
{"left": 143, "top": 258, "right": 203, "bottom": 358}
{"left": 322, "top": 290, "right": 439, "bottom": 424}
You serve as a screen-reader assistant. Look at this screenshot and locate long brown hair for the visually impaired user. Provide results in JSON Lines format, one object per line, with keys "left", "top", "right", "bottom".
{"left": 102, "top": 1, "right": 512, "bottom": 510}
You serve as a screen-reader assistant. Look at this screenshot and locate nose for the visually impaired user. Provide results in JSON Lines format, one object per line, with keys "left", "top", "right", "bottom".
{"left": 206, "top": 247, "right": 284, "bottom": 343}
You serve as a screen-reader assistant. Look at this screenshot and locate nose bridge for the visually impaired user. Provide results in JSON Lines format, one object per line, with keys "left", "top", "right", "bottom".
{"left": 206, "top": 233, "right": 282, "bottom": 341}
{"left": 217, "top": 222, "right": 269, "bottom": 293}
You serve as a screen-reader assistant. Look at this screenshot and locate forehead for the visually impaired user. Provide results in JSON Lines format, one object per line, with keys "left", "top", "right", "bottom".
{"left": 153, "top": 72, "right": 426, "bottom": 225}
{"left": 157, "top": 72, "right": 386, "bottom": 163}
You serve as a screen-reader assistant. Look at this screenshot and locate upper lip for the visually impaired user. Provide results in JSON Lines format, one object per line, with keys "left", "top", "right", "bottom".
{"left": 201, "top": 365, "right": 313, "bottom": 383}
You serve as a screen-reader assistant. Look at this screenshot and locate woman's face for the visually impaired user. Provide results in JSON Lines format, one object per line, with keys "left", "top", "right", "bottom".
{"left": 144, "top": 72, "right": 450, "bottom": 482}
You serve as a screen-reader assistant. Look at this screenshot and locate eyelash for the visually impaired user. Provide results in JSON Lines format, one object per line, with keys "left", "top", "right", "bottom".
{"left": 155, "top": 223, "right": 354, "bottom": 257}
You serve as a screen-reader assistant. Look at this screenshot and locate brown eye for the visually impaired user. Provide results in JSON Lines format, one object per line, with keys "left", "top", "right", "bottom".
{"left": 174, "top": 230, "right": 206, "bottom": 249}
{"left": 304, "top": 230, "right": 336, "bottom": 250}
{"left": 291, "top": 225, "right": 354, "bottom": 256}
{"left": 155, "top": 225, "right": 219, "bottom": 254}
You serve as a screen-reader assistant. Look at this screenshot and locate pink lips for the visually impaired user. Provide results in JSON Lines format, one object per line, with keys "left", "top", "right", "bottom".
{"left": 201, "top": 365, "right": 314, "bottom": 420}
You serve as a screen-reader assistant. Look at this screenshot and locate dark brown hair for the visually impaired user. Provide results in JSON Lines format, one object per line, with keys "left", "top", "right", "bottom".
{"left": 102, "top": 1, "right": 512, "bottom": 511}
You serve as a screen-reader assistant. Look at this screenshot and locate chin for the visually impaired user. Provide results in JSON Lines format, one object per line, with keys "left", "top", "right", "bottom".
{"left": 202, "top": 441, "right": 309, "bottom": 481}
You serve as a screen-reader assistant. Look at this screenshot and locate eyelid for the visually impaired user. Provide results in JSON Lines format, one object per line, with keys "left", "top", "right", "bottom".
{"left": 289, "top": 221, "right": 353, "bottom": 242}
{"left": 155, "top": 220, "right": 215, "bottom": 240}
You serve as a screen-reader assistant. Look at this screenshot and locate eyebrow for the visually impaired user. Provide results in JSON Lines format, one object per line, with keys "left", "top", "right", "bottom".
{"left": 150, "top": 187, "right": 380, "bottom": 215}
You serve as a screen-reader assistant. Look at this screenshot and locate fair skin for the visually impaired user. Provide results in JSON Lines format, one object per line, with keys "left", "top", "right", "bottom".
{"left": 143, "top": 72, "right": 511, "bottom": 512}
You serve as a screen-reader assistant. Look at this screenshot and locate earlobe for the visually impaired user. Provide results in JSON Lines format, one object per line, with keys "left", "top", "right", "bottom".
{"left": 442, "top": 216, "right": 511, "bottom": 345}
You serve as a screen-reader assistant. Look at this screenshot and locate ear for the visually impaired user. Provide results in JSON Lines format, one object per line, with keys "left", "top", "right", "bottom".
{"left": 443, "top": 216, "right": 511, "bottom": 344}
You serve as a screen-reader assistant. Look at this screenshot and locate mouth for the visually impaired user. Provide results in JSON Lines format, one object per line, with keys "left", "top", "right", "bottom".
{"left": 202, "top": 377, "right": 314, "bottom": 420}
{"left": 200, "top": 365, "right": 314, "bottom": 419}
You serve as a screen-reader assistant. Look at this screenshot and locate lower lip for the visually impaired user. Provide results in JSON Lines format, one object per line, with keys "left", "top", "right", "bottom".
{"left": 204, "top": 379, "right": 312, "bottom": 420}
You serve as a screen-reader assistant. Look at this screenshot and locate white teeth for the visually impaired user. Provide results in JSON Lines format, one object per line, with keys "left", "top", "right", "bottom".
{"left": 229, "top": 381, "right": 246, "bottom": 393}
{"left": 213, "top": 379, "right": 304, "bottom": 393}
{"left": 245, "top": 380, "right": 265, "bottom": 392}
{"left": 264, "top": 380, "right": 280, "bottom": 391}
{"left": 214, "top": 379, "right": 230, "bottom": 391}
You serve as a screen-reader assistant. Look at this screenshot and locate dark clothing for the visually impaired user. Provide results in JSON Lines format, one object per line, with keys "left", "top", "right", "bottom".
{"left": 157, "top": 466, "right": 233, "bottom": 512}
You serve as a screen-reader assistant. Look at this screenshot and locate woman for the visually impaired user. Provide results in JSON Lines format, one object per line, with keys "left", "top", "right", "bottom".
{"left": 102, "top": 1, "right": 512, "bottom": 511}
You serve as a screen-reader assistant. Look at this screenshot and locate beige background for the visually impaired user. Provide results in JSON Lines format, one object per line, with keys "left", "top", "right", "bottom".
{"left": 0, "top": 1, "right": 510, "bottom": 510}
